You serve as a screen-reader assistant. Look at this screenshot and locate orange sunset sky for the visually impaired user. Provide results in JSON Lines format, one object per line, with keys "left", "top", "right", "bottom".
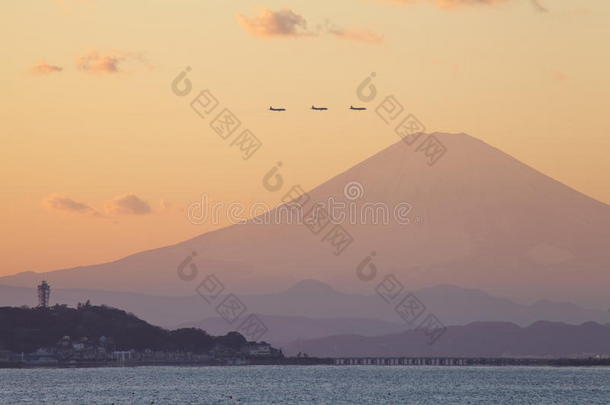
{"left": 1, "top": 0, "right": 608, "bottom": 277}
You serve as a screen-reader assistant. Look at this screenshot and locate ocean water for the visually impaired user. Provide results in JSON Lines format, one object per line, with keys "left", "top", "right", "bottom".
{"left": 1, "top": 365, "right": 609, "bottom": 404}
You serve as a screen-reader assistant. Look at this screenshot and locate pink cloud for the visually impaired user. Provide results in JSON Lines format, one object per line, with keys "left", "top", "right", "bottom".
{"left": 384, "top": 0, "right": 511, "bottom": 8}
{"left": 238, "top": 9, "right": 309, "bottom": 38}
{"left": 77, "top": 50, "right": 149, "bottom": 74}
{"left": 435, "top": 0, "right": 510, "bottom": 7}
{"left": 30, "top": 62, "right": 63, "bottom": 75}
{"left": 238, "top": 8, "right": 383, "bottom": 44}
{"left": 105, "top": 194, "right": 152, "bottom": 216}
{"left": 43, "top": 194, "right": 101, "bottom": 217}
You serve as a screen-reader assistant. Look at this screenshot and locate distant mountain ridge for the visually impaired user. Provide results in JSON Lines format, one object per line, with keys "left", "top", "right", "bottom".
{"left": 2, "top": 280, "right": 608, "bottom": 330}
{"left": 2, "top": 133, "right": 609, "bottom": 307}
{"left": 285, "top": 321, "right": 610, "bottom": 358}
{"left": 175, "top": 315, "right": 406, "bottom": 348}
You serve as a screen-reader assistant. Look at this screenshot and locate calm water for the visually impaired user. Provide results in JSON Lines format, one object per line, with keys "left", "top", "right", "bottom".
{"left": 1, "top": 366, "right": 609, "bottom": 404}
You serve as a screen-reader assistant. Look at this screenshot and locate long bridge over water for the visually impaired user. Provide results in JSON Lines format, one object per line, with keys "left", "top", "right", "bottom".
{"left": 333, "top": 357, "right": 610, "bottom": 367}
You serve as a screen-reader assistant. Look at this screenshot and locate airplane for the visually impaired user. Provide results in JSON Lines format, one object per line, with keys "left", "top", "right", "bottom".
{"left": 311, "top": 105, "right": 328, "bottom": 111}
{"left": 269, "top": 106, "right": 286, "bottom": 111}
{"left": 350, "top": 106, "right": 367, "bottom": 111}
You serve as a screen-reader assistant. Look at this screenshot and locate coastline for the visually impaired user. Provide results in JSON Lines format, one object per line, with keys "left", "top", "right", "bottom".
{"left": 3, "top": 356, "right": 610, "bottom": 370}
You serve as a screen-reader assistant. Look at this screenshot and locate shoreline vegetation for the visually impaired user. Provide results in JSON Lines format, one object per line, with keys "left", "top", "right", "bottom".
{"left": 0, "top": 303, "right": 287, "bottom": 368}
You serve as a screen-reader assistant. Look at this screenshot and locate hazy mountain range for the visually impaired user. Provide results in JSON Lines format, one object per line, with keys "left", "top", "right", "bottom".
{"left": 1, "top": 133, "right": 609, "bottom": 308}
{"left": 285, "top": 321, "right": 610, "bottom": 358}
{"left": 175, "top": 314, "right": 406, "bottom": 348}
{"left": 2, "top": 280, "right": 608, "bottom": 335}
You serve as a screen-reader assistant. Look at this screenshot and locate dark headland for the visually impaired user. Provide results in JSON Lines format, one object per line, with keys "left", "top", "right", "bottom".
{"left": 2, "top": 304, "right": 610, "bottom": 369}
{"left": 0, "top": 303, "right": 329, "bottom": 368}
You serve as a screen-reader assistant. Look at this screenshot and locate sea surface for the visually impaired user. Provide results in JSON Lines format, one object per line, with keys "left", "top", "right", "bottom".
{"left": 1, "top": 365, "right": 609, "bottom": 404}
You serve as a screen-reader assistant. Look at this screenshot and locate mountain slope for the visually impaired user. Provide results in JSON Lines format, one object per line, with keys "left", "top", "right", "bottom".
{"left": 2, "top": 133, "right": 609, "bottom": 306}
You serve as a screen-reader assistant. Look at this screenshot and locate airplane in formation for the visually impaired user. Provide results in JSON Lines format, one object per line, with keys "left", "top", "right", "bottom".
{"left": 269, "top": 106, "right": 367, "bottom": 111}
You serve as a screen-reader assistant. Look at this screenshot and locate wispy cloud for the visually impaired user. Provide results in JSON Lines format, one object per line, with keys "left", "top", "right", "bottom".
{"left": 30, "top": 62, "right": 63, "bottom": 75}
{"left": 383, "top": 0, "right": 554, "bottom": 13}
{"left": 43, "top": 194, "right": 102, "bottom": 217}
{"left": 238, "top": 8, "right": 309, "bottom": 38}
{"left": 77, "top": 51, "right": 122, "bottom": 74}
{"left": 436, "top": 0, "right": 510, "bottom": 7}
{"left": 77, "top": 50, "right": 149, "bottom": 74}
{"left": 44, "top": 193, "right": 155, "bottom": 218}
{"left": 104, "top": 194, "right": 152, "bottom": 216}
{"left": 328, "top": 27, "right": 384, "bottom": 44}
{"left": 238, "top": 8, "right": 383, "bottom": 44}
{"left": 384, "top": 0, "right": 511, "bottom": 8}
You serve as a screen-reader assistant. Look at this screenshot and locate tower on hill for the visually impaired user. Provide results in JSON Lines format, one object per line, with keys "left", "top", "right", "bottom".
{"left": 37, "top": 280, "right": 50, "bottom": 308}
